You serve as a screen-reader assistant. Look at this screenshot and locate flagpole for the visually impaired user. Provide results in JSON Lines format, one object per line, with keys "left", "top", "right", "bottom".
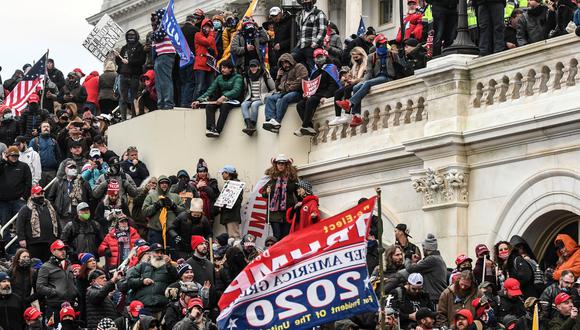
{"left": 376, "top": 187, "right": 386, "bottom": 330}
{"left": 40, "top": 49, "right": 49, "bottom": 110}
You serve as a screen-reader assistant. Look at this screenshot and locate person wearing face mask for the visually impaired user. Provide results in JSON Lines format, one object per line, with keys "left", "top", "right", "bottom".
{"left": 47, "top": 159, "right": 90, "bottom": 228}
{"left": 58, "top": 303, "right": 81, "bottom": 330}
{"left": 293, "top": 0, "right": 329, "bottom": 70}
{"left": 115, "top": 29, "right": 146, "bottom": 120}
{"left": 170, "top": 170, "right": 199, "bottom": 210}
{"left": 93, "top": 156, "right": 139, "bottom": 201}
{"left": 62, "top": 202, "right": 103, "bottom": 259}
{"left": 0, "top": 271, "right": 24, "bottom": 330}
{"left": 220, "top": 12, "right": 238, "bottom": 56}
{"left": 231, "top": 19, "right": 269, "bottom": 73}
{"left": 98, "top": 215, "right": 141, "bottom": 271}
{"left": 7, "top": 249, "right": 38, "bottom": 305}
{"left": 212, "top": 15, "right": 225, "bottom": 59}
{"left": 330, "top": 47, "right": 368, "bottom": 126}
{"left": 294, "top": 48, "right": 340, "bottom": 137}
{"left": 170, "top": 198, "right": 211, "bottom": 259}
{"left": 15, "top": 135, "right": 42, "bottom": 186}
{"left": 336, "top": 34, "right": 396, "bottom": 128}
{"left": 539, "top": 270, "right": 575, "bottom": 322}
{"left": 0, "top": 145, "right": 32, "bottom": 230}
{"left": 58, "top": 72, "right": 88, "bottom": 112}
{"left": 0, "top": 106, "right": 20, "bottom": 147}
{"left": 193, "top": 19, "right": 218, "bottom": 102}
{"left": 16, "top": 185, "right": 60, "bottom": 261}
{"left": 449, "top": 254, "right": 474, "bottom": 285}
{"left": 499, "top": 235, "right": 542, "bottom": 299}
{"left": 473, "top": 244, "right": 498, "bottom": 291}
{"left": 23, "top": 306, "right": 43, "bottom": 330}
{"left": 19, "top": 93, "right": 50, "bottom": 141}
{"left": 29, "top": 122, "right": 61, "bottom": 186}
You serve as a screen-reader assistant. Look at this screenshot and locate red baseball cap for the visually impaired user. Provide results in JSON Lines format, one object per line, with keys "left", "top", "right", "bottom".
{"left": 73, "top": 68, "right": 85, "bottom": 77}
{"left": 60, "top": 306, "right": 77, "bottom": 320}
{"left": 137, "top": 245, "right": 151, "bottom": 259}
{"left": 50, "top": 239, "right": 67, "bottom": 252}
{"left": 188, "top": 297, "right": 204, "bottom": 309}
{"left": 28, "top": 93, "right": 40, "bottom": 104}
{"left": 24, "top": 306, "right": 42, "bottom": 321}
{"left": 455, "top": 254, "right": 473, "bottom": 266}
{"left": 503, "top": 278, "right": 523, "bottom": 296}
{"left": 454, "top": 309, "right": 473, "bottom": 325}
{"left": 31, "top": 185, "right": 44, "bottom": 195}
{"left": 313, "top": 48, "right": 329, "bottom": 58}
{"left": 555, "top": 292, "right": 572, "bottom": 306}
{"left": 475, "top": 244, "right": 490, "bottom": 257}
{"left": 129, "top": 300, "right": 144, "bottom": 317}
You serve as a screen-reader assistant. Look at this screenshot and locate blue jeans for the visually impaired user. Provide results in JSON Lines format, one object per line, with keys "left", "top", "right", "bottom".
{"left": 154, "top": 54, "right": 175, "bottom": 109}
{"left": 350, "top": 76, "right": 390, "bottom": 114}
{"left": 264, "top": 91, "right": 302, "bottom": 122}
{"left": 0, "top": 199, "right": 25, "bottom": 238}
{"left": 193, "top": 70, "right": 213, "bottom": 101}
{"left": 179, "top": 65, "right": 195, "bottom": 107}
{"left": 241, "top": 100, "right": 262, "bottom": 122}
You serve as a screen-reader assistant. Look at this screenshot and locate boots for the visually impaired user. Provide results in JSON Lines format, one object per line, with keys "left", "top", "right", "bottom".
{"left": 242, "top": 119, "right": 256, "bottom": 136}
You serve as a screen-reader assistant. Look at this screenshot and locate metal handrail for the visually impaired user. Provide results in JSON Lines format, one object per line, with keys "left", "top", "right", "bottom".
{"left": 0, "top": 176, "right": 58, "bottom": 242}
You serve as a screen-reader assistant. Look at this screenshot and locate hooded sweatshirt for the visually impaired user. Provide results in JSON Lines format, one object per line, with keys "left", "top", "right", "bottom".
{"left": 194, "top": 19, "right": 218, "bottom": 71}
{"left": 116, "top": 29, "right": 146, "bottom": 76}
{"left": 82, "top": 71, "right": 100, "bottom": 104}
{"left": 142, "top": 175, "right": 186, "bottom": 232}
{"left": 19, "top": 147, "right": 42, "bottom": 185}
{"left": 554, "top": 234, "right": 580, "bottom": 280}
{"left": 275, "top": 53, "right": 308, "bottom": 93}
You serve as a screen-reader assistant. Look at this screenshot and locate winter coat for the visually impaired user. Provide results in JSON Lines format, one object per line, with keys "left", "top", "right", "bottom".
{"left": 93, "top": 171, "right": 138, "bottom": 201}
{"left": 517, "top": 6, "right": 550, "bottom": 46}
{"left": 93, "top": 196, "right": 131, "bottom": 233}
{"left": 230, "top": 28, "right": 268, "bottom": 70}
{"left": 243, "top": 71, "right": 275, "bottom": 102}
{"left": 504, "top": 235, "right": 542, "bottom": 298}
{"left": 98, "top": 226, "right": 141, "bottom": 268}
{"left": 497, "top": 293, "right": 526, "bottom": 322}
{"left": 181, "top": 21, "right": 199, "bottom": 52}
{"left": 0, "top": 159, "right": 32, "bottom": 201}
{"left": 554, "top": 234, "right": 580, "bottom": 280}
{"left": 0, "top": 118, "right": 20, "bottom": 147}
{"left": 83, "top": 71, "right": 100, "bottom": 105}
{"left": 260, "top": 177, "right": 299, "bottom": 223}
{"left": 197, "top": 73, "right": 243, "bottom": 102}
{"left": 48, "top": 67, "right": 66, "bottom": 90}
{"left": 0, "top": 293, "right": 24, "bottom": 330}
{"left": 192, "top": 175, "right": 220, "bottom": 220}
{"left": 120, "top": 160, "right": 150, "bottom": 187}
{"left": 219, "top": 179, "right": 243, "bottom": 225}
{"left": 186, "top": 255, "right": 214, "bottom": 286}
{"left": 58, "top": 82, "right": 88, "bottom": 111}
{"left": 163, "top": 300, "right": 187, "bottom": 330}
{"left": 548, "top": 313, "right": 580, "bottom": 330}
{"left": 126, "top": 261, "right": 177, "bottom": 311}
{"left": 116, "top": 29, "right": 146, "bottom": 76}
{"left": 98, "top": 70, "right": 118, "bottom": 101}
{"left": 141, "top": 70, "right": 157, "bottom": 101}
{"left": 36, "top": 256, "right": 79, "bottom": 307}
{"left": 406, "top": 250, "right": 448, "bottom": 301}
{"left": 275, "top": 53, "right": 308, "bottom": 93}
{"left": 61, "top": 218, "right": 103, "bottom": 256}
{"left": 169, "top": 212, "right": 212, "bottom": 253}
{"left": 396, "top": 12, "right": 424, "bottom": 43}
{"left": 366, "top": 51, "right": 397, "bottom": 81}
{"left": 343, "top": 37, "right": 374, "bottom": 65}
{"left": 286, "top": 195, "right": 320, "bottom": 233}
{"left": 7, "top": 267, "right": 38, "bottom": 305}
{"left": 16, "top": 199, "right": 60, "bottom": 244}
{"left": 46, "top": 177, "right": 91, "bottom": 218}
{"left": 390, "top": 286, "right": 434, "bottom": 329}
{"left": 436, "top": 283, "right": 481, "bottom": 327}
{"left": 19, "top": 147, "right": 42, "bottom": 185}
{"left": 29, "top": 135, "right": 61, "bottom": 171}
{"left": 81, "top": 163, "right": 109, "bottom": 189}
{"left": 86, "top": 281, "right": 119, "bottom": 329}
{"left": 142, "top": 176, "right": 185, "bottom": 232}
{"left": 273, "top": 13, "right": 294, "bottom": 54}
{"left": 309, "top": 64, "right": 341, "bottom": 98}
{"left": 194, "top": 19, "right": 218, "bottom": 72}
{"left": 327, "top": 32, "right": 343, "bottom": 64}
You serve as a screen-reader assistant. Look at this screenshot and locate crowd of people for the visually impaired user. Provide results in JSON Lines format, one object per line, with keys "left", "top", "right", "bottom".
{"left": 3, "top": 0, "right": 578, "bottom": 139}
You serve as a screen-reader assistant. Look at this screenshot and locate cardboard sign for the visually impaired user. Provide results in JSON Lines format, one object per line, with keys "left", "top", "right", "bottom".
{"left": 215, "top": 180, "right": 246, "bottom": 209}
{"left": 83, "top": 14, "right": 124, "bottom": 62}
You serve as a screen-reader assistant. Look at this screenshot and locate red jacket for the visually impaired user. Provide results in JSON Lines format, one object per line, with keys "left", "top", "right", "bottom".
{"left": 286, "top": 195, "right": 320, "bottom": 233}
{"left": 141, "top": 70, "right": 157, "bottom": 101}
{"left": 83, "top": 71, "right": 100, "bottom": 104}
{"left": 395, "top": 12, "right": 424, "bottom": 43}
{"left": 194, "top": 19, "right": 218, "bottom": 72}
{"left": 98, "top": 227, "right": 141, "bottom": 267}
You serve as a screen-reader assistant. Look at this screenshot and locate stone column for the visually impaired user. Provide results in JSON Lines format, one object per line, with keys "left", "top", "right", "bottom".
{"left": 317, "top": 0, "right": 330, "bottom": 16}
{"left": 253, "top": 1, "right": 268, "bottom": 26}
{"left": 345, "top": 0, "right": 363, "bottom": 37}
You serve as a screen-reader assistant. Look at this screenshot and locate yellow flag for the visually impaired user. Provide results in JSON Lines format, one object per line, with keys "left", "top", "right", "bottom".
{"left": 217, "top": 0, "right": 259, "bottom": 66}
{"left": 532, "top": 303, "right": 539, "bottom": 330}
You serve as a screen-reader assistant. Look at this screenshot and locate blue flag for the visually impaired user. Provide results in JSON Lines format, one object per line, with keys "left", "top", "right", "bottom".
{"left": 161, "top": 0, "right": 193, "bottom": 67}
{"left": 357, "top": 16, "right": 366, "bottom": 36}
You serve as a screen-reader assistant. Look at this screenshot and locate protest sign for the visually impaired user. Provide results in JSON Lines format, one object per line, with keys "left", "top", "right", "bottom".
{"left": 302, "top": 75, "right": 321, "bottom": 97}
{"left": 241, "top": 176, "right": 272, "bottom": 248}
{"left": 215, "top": 180, "right": 246, "bottom": 209}
{"left": 83, "top": 14, "right": 123, "bottom": 62}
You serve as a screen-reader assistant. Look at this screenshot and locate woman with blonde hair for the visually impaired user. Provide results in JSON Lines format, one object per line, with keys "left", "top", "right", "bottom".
{"left": 329, "top": 46, "right": 368, "bottom": 126}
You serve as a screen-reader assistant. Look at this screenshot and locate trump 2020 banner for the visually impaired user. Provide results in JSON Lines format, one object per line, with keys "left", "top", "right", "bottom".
{"left": 162, "top": 0, "right": 192, "bottom": 67}
{"left": 217, "top": 197, "right": 379, "bottom": 330}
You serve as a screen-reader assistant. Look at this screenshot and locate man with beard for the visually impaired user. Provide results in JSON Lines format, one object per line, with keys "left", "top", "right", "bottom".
{"left": 497, "top": 278, "right": 527, "bottom": 323}
{"left": 36, "top": 240, "right": 79, "bottom": 325}
{"left": 394, "top": 223, "right": 421, "bottom": 264}
{"left": 55, "top": 140, "right": 88, "bottom": 179}
{"left": 115, "top": 29, "right": 146, "bottom": 120}
{"left": 0, "top": 272, "right": 24, "bottom": 330}
{"left": 390, "top": 273, "right": 434, "bottom": 329}
{"left": 0, "top": 145, "right": 32, "bottom": 229}
{"left": 540, "top": 269, "right": 574, "bottom": 321}
{"left": 192, "top": 159, "right": 219, "bottom": 223}
{"left": 186, "top": 236, "right": 215, "bottom": 310}
{"left": 58, "top": 72, "right": 88, "bottom": 112}
{"left": 16, "top": 185, "right": 60, "bottom": 261}
{"left": 170, "top": 198, "right": 211, "bottom": 259}
{"left": 549, "top": 292, "right": 580, "bottom": 329}
{"left": 85, "top": 269, "right": 122, "bottom": 329}
{"left": 115, "top": 300, "right": 143, "bottom": 330}
{"left": 126, "top": 243, "right": 177, "bottom": 317}
{"left": 415, "top": 308, "right": 436, "bottom": 330}
{"left": 373, "top": 245, "right": 406, "bottom": 296}
{"left": 23, "top": 306, "right": 44, "bottom": 330}
{"left": 19, "top": 94, "right": 49, "bottom": 141}
{"left": 436, "top": 270, "right": 481, "bottom": 327}
{"left": 454, "top": 309, "right": 474, "bottom": 330}
{"left": 15, "top": 135, "right": 42, "bottom": 185}
{"left": 93, "top": 156, "right": 138, "bottom": 201}
{"left": 405, "top": 234, "right": 448, "bottom": 306}
{"left": 142, "top": 175, "right": 185, "bottom": 257}
{"left": 121, "top": 146, "right": 149, "bottom": 187}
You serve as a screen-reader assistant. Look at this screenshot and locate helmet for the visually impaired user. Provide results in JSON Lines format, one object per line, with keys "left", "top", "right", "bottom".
{"left": 313, "top": 48, "right": 329, "bottom": 58}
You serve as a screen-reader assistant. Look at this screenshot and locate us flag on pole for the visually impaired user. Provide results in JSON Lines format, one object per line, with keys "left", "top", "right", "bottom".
{"left": 4, "top": 52, "right": 48, "bottom": 116}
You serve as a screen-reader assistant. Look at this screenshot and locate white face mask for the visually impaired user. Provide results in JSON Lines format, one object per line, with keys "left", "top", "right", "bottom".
{"left": 65, "top": 168, "right": 78, "bottom": 177}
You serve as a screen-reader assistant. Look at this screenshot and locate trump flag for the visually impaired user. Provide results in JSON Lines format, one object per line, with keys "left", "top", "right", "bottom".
{"left": 161, "top": 0, "right": 192, "bottom": 67}
{"left": 217, "top": 197, "right": 379, "bottom": 330}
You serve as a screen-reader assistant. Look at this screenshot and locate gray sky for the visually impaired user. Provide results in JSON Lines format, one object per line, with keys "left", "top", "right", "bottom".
{"left": 0, "top": 1, "right": 104, "bottom": 79}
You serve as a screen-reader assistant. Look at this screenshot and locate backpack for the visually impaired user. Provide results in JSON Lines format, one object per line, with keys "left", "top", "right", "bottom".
{"left": 525, "top": 258, "right": 546, "bottom": 291}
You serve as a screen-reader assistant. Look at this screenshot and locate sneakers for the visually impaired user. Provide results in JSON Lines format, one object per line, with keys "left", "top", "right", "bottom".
{"left": 335, "top": 100, "right": 351, "bottom": 112}
{"left": 293, "top": 128, "right": 303, "bottom": 137}
{"left": 350, "top": 115, "right": 363, "bottom": 127}
{"left": 300, "top": 127, "right": 317, "bottom": 136}
{"left": 206, "top": 128, "right": 220, "bottom": 138}
{"left": 263, "top": 118, "right": 281, "bottom": 132}
{"left": 329, "top": 115, "right": 351, "bottom": 126}
{"left": 271, "top": 118, "right": 281, "bottom": 128}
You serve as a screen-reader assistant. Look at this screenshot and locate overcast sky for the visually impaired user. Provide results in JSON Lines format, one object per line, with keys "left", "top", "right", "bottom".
{"left": 0, "top": 1, "right": 104, "bottom": 79}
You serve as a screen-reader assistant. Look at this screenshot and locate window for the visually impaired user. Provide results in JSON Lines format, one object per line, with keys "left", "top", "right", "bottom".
{"left": 379, "top": 0, "right": 394, "bottom": 25}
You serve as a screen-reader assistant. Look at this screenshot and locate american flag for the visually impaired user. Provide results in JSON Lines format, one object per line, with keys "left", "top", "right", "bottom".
{"left": 357, "top": 16, "right": 366, "bottom": 36}
{"left": 4, "top": 52, "right": 48, "bottom": 116}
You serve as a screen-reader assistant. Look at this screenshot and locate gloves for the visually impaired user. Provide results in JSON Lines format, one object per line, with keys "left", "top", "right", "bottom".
{"left": 155, "top": 200, "right": 164, "bottom": 209}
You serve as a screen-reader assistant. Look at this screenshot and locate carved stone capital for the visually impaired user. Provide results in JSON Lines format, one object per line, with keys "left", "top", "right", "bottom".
{"left": 411, "top": 167, "right": 469, "bottom": 209}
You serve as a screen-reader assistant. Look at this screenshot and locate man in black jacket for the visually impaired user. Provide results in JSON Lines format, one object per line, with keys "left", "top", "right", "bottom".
{"left": 120, "top": 146, "right": 149, "bottom": 187}
{"left": 390, "top": 273, "right": 434, "bottom": 329}
{"left": 62, "top": 202, "right": 103, "bottom": 259}
{"left": 0, "top": 107, "right": 20, "bottom": 147}
{"left": 115, "top": 29, "right": 146, "bottom": 120}
{"left": 0, "top": 146, "right": 31, "bottom": 230}
{"left": 58, "top": 72, "right": 88, "bottom": 112}
{"left": 431, "top": 0, "right": 458, "bottom": 56}
{"left": 19, "top": 94, "right": 50, "bottom": 141}
{"left": 0, "top": 272, "right": 24, "bottom": 330}
{"left": 269, "top": 7, "right": 294, "bottom": 72}
{"left": 85, "top": 269, "right": 121, "bottom": 329}
{"left": 343, "top": 27, "right": 376, "bottom": 64}
{"left": 16, "top": 185, "right": 60, "bottom": 261}
{"left": 179, "top": 11, "right": 203, "bottom": 108}
{"left": 36, "top": 239, "right": 79, "bottom": 325}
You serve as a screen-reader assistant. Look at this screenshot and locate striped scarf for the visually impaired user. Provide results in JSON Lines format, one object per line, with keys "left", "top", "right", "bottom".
{"left": 269, "top": 177, "right": 288, "bottom": 212}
